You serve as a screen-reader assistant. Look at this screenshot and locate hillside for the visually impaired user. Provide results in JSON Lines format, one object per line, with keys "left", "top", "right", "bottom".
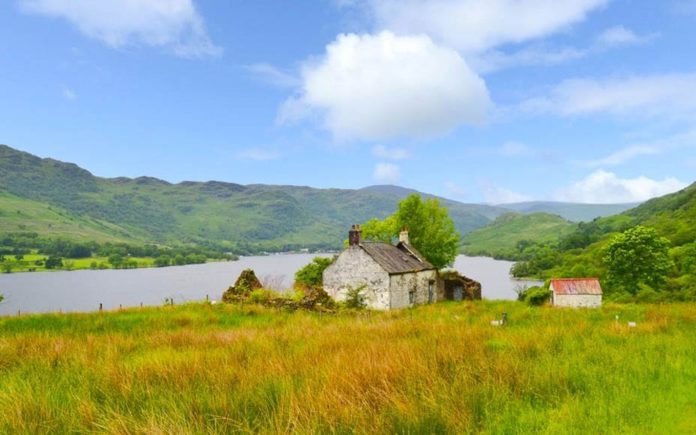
{"left": 0, "top": 145, "right": 509, "bottom": 252}
{"left": 461, "top": 212, "right": 575, "bottom": 259}
{"left": 512, "top": 182, "right": 696, "bottom": 298}
{"left": 501, "top": 201, "right": 639, "bottom": 222}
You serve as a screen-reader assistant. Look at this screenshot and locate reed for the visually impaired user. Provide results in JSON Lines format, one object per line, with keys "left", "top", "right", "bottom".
{"left": 0, "top": 301, "right": 694, "bottom": 433}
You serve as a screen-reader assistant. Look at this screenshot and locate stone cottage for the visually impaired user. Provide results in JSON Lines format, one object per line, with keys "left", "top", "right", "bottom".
{"left": 323, "top": 225, "right": 438, "bottom": 310}
{"left": 549, "top": 278, "right": 603, "bottom": 308}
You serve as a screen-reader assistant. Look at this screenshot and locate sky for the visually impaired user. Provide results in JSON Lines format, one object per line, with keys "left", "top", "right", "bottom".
{"left": 1, "top": 0, "right": 695, "bottom": 204}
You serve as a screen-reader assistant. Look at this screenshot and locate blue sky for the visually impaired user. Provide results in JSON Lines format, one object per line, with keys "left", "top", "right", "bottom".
{"left": 1, "top": 0, "right": 695, "bottom": 204}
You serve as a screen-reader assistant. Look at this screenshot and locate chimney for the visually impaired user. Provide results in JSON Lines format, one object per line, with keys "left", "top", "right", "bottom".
{"left": 399, "top": 229, "right": 410, "bottom": 245}
{"left": 349, "top": 224, "right": 362, "bottom": 246}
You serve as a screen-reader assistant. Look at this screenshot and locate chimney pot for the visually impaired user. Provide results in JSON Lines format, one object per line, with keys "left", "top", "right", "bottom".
{"left": 349, "top": 224, "right": 362, "bottom": 246}
{"left": 399, "top": 229, "right": 410, "bottom": 245}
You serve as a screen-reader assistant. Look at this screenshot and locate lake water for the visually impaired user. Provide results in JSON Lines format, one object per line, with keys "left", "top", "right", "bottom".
{"left": 0, "top": 254, "right": 540, "bottom": 315}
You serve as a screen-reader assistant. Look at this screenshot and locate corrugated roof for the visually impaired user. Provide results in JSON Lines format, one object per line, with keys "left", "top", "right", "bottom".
{"left": 550, "top": 278, "right": 603, "bottom": 295}
{"left": 360, "top": 242, "right": 435, "bottom": 274}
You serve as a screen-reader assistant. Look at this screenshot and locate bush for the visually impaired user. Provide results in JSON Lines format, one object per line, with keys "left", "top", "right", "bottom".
{"left": 344, "top": 285, "right": 367, "bottom": 310}
{"left": 294, "top": 257, "right": 334, "bottom": 289}
{"left": 45, "top": 256, "right": 63, "bottom": 269}
{"left": 522, "top": 286, "right": 551, "bottom": 306}
{"left": 249, "top": 289, "right": 277, "bottom": 304}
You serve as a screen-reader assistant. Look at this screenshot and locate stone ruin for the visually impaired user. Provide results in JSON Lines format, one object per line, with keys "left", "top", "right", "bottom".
{"left": 439, "top": 270, "right": 482, "bottom": 301}
{"left": 221, "top": 268, "right": 263, "bottom": 303}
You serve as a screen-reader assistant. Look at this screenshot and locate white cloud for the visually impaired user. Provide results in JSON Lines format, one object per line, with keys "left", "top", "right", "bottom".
{"left": 473, "top": 46, "right": 588, "bottom": 73}
{"left": 373, "top": 162, "right": 401, "bottom": 184}
{"left": 584, "top": 145, "right": 660, "bottom": 167}
{"left": 480, "top": 182, "right": 531, "bottom": 204}
{"left": 555, "top": 170, "right": 687, "bottom": 203}
{"left": 246, "top": 63, "right": 299, "bottom": 88}
{"left": 524, "top": 73, "right": 696, "bottom": 121}
{"left": 20, "top": 0, "right": 220, "bottom": 57}
{"left": 280, "top": 31, "right": 490, "bottom": 141}
{"left": 235, "top": 148, "right": 281, "bottom": 161}
{"left": 61, "top": 86, "right": 76, "bottom": 100}
{"left": 366, "top": 0, "right": 608, "bottom": 53}
{"left": 596, "top": 25, "right": 655, "bottom": 47}
{"left": 372, "top": 145, "right": 410, "bottom": 160}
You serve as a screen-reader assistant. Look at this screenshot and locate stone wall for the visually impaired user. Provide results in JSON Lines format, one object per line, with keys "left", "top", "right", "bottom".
{"left": 323, "top": 246, "right": 391, "bottom": 309}
{"left": 553, "top": 294, "right": 602, "bottom": 308}
{"left": 389, "top": 270, "right": 438, "bottom": 309}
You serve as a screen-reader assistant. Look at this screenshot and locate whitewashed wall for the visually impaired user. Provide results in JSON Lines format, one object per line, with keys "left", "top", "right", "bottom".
{"left": 553, "top": 294, "right": 602, "bottom": 308}
{"left": 323, "top": 247, "right": 391, "bottom": 309}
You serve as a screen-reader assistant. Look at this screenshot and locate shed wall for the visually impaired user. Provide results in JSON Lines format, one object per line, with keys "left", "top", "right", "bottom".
{"left": 553, "top": 294, "right": 602, "bottom": 308}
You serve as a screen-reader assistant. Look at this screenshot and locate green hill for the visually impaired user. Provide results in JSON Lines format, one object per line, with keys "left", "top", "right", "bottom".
{"left": 461, "top": 212, "right": 575, "bottom": 259}
{"left": 511, "top": 182, "right": 696, "bottom": 298}
{"left": 0, "top": 144, "right": 509, "bottom": 253}
{"left": 501, "top": 201, "right": 639, "bottom": 222}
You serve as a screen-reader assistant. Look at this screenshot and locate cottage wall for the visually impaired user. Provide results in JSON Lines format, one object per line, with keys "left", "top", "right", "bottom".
{"left": 323, "top": 246, "right": 391, "bottom": 309}
{"left": 552, "top": 294, "right": 602, "bottom": 308}
{"left": 389, "top": 270, "right": 438, "bottom": 309}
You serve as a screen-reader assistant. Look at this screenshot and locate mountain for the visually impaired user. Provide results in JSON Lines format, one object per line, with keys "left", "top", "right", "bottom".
{"left": 0, "top": 144, "right": 509, "bottom": 252}
{"left": 500, "top": 201, "right": 640, "bottom": 222}
{"left": 512, "top": 182, "right": 696, "bottom": 297}
{"left": 461, "top": 212, "right": 575, "bottom": 259}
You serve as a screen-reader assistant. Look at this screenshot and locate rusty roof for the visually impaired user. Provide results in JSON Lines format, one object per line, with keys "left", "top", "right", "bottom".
{"left": 360, "top": 242, "right": 435, "bottom": 274}
{"left": 550, "top": 278, "right": 603, "bottom": 295}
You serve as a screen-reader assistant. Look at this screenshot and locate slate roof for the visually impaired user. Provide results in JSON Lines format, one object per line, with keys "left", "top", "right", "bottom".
{"left": 360, "top": 242, "right": 435, "bottom": 274}
{"left": 550, "top": 278, "right": 603, "bottom": 295}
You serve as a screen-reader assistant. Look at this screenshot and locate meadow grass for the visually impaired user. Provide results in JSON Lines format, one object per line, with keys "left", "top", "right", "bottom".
{"left": 0, "top": 301, "right": 694, "bottom": 434}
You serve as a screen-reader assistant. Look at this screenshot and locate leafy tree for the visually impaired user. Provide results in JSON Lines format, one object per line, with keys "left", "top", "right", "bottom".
{"left": 44, "top": 256, "right": 63, "bottom": 269}
{"left": 154, "top": 255, "right": 171, "bottom": 267}
{"left": 295, "top": 256, "right": 334, "bottom": 288}
{"left": 107, "top": 254, "right": 124, "bottom": 269}
{"left": 361, "top": 194, "right": 459, "bottom": 269}
{"left": 603, "top": 226, "right": 673, "bottom": 294}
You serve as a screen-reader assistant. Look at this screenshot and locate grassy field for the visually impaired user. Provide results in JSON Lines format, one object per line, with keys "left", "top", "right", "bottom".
{"left": 2, "top": 253, "right": 157, "bottom": 272}
{"left": 0, "top": 301, "right": 694, "bottom": 433}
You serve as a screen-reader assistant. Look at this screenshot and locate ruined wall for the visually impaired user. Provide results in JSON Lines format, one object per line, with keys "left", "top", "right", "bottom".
{"left": 323, "top": 246, "right": 391, "bottom": 309}
{"left": 553, "top": 294, "right": 602, "bottom": 308}
{"left": 389, "top": 270, "right": 438, "bottom": 309}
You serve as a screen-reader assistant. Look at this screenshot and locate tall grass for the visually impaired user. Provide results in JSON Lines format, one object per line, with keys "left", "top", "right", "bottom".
{"left": 0, "top": 302, "right": 694, "bottom": 433}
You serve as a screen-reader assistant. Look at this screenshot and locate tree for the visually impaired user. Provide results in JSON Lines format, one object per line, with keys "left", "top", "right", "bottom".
{"left": 44, "top": 256, "right": 63, "bottom": 269}
{"left": 295, "top": 257, "right": 334, "bottom": 288}
{"left": 362, "top": 194, "right": 460, "bottom": 269}
{"left": 603, "top": 226, "right": 673, "bottom": 294}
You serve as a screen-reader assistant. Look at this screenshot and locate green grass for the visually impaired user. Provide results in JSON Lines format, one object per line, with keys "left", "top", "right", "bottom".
{"left": 0, "top": 301, "right": 694, "bottom": 433}
{"left": 1, "top": 253, "right": 157, "bottom": 272}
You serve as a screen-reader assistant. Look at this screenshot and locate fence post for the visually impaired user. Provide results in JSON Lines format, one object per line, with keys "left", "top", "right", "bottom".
{"left": 99, "top": 303, "right": 103, "bottom": 312}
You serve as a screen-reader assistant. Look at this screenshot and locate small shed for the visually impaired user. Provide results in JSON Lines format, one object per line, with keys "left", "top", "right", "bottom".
{"left": 550, "top": 278, "right": 602, "bottom": 308}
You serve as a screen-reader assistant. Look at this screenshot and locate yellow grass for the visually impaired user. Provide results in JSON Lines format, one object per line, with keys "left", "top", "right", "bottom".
{"left": 0, "top": 301, "right": 694, "bottom": 433}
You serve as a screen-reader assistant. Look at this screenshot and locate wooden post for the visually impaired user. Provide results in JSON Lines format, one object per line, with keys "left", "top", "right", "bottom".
{"left": 99, "top": 303, "right": 103, "bottom": 312}
{"left": 140, "top": 302, "right": 143, "bottom": 308}
{"left": 119, "top": 304, "right": 122, "bottom": 310}
{"left": 501, "top": 312, "right": 508, "bottom": 325}
{"left": 206, "top": 294, "right": 209, "bottom": 302}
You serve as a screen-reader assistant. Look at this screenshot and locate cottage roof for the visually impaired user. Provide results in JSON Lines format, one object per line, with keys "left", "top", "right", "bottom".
{"left": 550, "top": 278, "right": 602, "bottom": 295}
{"left": 360, "top": 242, "right": 435, "bottom": 274}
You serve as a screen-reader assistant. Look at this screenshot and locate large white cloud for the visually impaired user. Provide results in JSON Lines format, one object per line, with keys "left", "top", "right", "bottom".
{"left": 366, "top": 0, "right": 608, "bottom": 53}
{"left": 555, "top": 170, "right": 687, "bottom": 203}
{"left": 20, "top": 0, "right": 220, "bottom": 57}
{"left": 280, "top": 32, "right": 490, "bottom": 141}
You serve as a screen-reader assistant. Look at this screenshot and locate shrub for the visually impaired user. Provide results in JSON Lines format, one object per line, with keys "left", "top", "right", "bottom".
{"left": 344, "top": 285, "right": 367, "bottom": 310}
{"left": 44, "top": 256, "right": 63, "bottom": 269}
{"left": 522, "top": 286, "right": 551, "bottom": 306}
{"left": 249, "top": 289, "right": 277, "bottom": 304}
